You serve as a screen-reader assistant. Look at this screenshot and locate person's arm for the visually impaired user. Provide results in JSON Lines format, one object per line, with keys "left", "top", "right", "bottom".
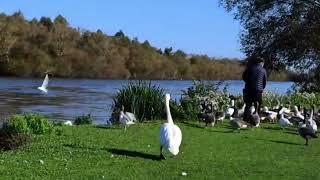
{"left": 242, "top": 69, "right": 248, "bottom": 83}
{"left": 263, "top": 70, "right": 267, "bottom": 89}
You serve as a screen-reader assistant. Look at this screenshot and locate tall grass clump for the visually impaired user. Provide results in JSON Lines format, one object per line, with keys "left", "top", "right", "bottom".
{"left": 110, "top": 81, "right": 165, "bottom": 123}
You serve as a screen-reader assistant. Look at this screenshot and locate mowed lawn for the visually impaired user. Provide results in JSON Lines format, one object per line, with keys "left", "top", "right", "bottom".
{"left": 0, "top": 121, "right": 319, "bottom": 179}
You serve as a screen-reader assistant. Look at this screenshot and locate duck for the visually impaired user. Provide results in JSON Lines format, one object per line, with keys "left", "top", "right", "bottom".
{"left": 38, "top": 73, "right": 50, "bottom": 94}
{"left": 159, "top": 94, "right": 182, "bottom": 160}
{"left": 278, "top": 108, "right": 292, "bottom": 129}
{"left": 119, "top": 106, "right": 135, "bottom": 130}
{"left": 298, "top": 109, "right": 317, "bottom": 146}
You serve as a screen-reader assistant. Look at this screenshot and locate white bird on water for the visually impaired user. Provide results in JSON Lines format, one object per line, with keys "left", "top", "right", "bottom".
{"left": 38, "top": 73, "right": 49, "bottom": 94}
{"left": 159, "top": 94, "right": 182, "bottom": 160}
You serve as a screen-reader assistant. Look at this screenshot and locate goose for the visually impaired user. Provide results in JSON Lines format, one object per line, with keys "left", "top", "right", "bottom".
{"left": 237, "top": 104, "right": 246, "bottom": 117}
{"left": 278, "top": 108, "right": 292, "bottom": 129}
{"left": 293, "top": 105, "right": 305, "bottom": 120}
{"left": 215, "top": 111, "right": 225, "bottom": 123}
{"left": 261, "top": 106, "right": 279, "bottom": 123}
{"left": 38, "top": 73, "right": 50, "bottom": 94}
{"left": 198, "top": 104, "right": 216, "bottom": 127}
{"left": 119, "top": 106, "right": 135, "bottom": 130}
{"left": 298, "top": 109, "right": 317, "bottom": 146}
{"left": 271, "top": 99, "right": 280, "bottom": 111}
{"left": 159, "top": 94, "right": 182, "bottom": 160}
{"left": 307, "top": 108, "right": 317, "bottom": 132}
{"left": 248, "top": 103, "right": 260, "bottom": 127}
{"left": 229, "top": 117, "right": 252, "bottom": 132}
{"left": 226, "top": 99, "right": 235, "bottom": 118}
{"left": 312, "top": 106, "right": 320, "bottom": 126}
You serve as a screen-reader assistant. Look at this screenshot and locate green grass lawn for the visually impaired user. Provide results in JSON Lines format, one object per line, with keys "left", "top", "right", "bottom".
{"left": 0, "top": 121, "right": 319, "bottom": 179}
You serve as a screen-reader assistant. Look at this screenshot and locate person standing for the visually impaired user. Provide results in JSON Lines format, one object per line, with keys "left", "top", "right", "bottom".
{"left": 242, "top": 56, "right": 267, "bottom": 122}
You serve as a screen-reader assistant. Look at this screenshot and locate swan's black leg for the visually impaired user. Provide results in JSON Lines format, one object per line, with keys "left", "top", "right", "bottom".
{"left": 159, "top": 146, "right": 165, "bottom": 160}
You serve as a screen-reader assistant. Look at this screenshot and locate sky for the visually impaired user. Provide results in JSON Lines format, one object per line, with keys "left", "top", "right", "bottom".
{"left": 1, "top": 0, "right": 244, "bottom": 59}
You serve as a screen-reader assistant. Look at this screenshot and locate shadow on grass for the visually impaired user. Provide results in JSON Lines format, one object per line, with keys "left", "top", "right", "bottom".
{"left": 63, "top": 144, "right": 107, "bottom": 152}
{"left": 243, "top": 137, "right": 302, "bottom": 146}
{"left": 261, "top": 126, "right": 282, "bottom": 131}
{"left": 93, "top": 125, "right": 120, "bottom": 130}
{"left": 284, "top": 131, "right": 299, "bottom": 135}
{"left": 107, "top": 148, "right": 160, "bottom": 161}
{"left": 180, "top": 122, "right": 204, "bottom": 129}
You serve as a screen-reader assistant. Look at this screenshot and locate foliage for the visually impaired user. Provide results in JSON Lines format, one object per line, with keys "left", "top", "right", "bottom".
{"left": 74, "top": 114, "right": 93, "bottom": 125}
{"left": 0, "top": 11, "right": 290, "bottom": 81}
{"left": 2, "top": 114, "right": 53, "bottom": 135}
{"left": 2, "top": 115, "right": 30, "bottom": 134}
{"left": 110, "top": 81, "right": 165, "bottom": 122}
{"left": 179, "top": 81, "right": 230, "bottom": 120}
{"left": 219, "top": 0, "right": 320, "bottom": 91}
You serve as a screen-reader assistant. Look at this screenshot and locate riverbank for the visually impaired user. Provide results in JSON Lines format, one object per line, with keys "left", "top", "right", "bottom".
{"left": 0, "top": 122, "right": 319, "bottom": 179}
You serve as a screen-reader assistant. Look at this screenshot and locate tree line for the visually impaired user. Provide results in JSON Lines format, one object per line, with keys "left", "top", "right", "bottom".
{"left": 0, "top": 11, "right": 290, "bottom": 81}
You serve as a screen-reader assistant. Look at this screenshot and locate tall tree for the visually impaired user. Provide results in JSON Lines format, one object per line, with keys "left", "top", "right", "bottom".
{"left": 219, "top": 0, "right": 320, "bottom": 91}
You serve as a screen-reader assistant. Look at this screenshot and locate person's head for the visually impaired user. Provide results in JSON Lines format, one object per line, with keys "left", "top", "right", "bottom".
{"left": 255, "top": 57, "right": 265, "bottom": 67}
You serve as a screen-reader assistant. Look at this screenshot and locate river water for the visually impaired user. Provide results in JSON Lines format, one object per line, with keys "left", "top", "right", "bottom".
{"left": 0, "top": 77, "right": 293, "bottom": 124}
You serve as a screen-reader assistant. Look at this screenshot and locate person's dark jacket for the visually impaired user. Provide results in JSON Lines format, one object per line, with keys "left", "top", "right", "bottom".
{"left": 242, "top": 64, "right": 267, "bottom": 92}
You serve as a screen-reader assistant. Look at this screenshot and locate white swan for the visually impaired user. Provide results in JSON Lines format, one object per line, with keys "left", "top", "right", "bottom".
{"left": 159, "top": 94, "right": 182, "bottom": 159}
{"left": 38, "top": 74, "right": 49, "bottom": 94}
{"left": 119, "top": 106, "right": 135, "bottom": 130}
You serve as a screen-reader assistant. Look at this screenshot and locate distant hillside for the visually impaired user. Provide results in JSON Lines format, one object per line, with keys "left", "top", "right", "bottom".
{"left": 0, "top": 11, "right": 289, "bottom": 81}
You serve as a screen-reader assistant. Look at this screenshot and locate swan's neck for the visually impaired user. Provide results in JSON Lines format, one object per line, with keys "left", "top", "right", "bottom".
{"left": 165, "top": 100, "right": 173, "bottom": 124}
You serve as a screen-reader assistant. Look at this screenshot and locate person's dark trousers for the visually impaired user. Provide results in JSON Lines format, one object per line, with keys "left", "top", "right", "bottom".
{"left": 243, "top": 89, "right": 263, "bottom": 122}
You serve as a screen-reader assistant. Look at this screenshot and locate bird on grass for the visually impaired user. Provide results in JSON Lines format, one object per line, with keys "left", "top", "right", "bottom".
{"left": 159, "top": 94, "right": 182, "bottom": 160}
{"left": 119, "top": 106, "right": 135, "bottom": 130}
{"left": 298, "top": 108, "right": 317, "bottom": 146}
{"left": 229, "top": 117, "right": 253, "bottom": 133}
{"left": 278, "top": 107, "right": 292, "bottom": 130}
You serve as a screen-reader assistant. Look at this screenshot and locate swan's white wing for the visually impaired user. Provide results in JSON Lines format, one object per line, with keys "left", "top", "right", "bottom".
{"left": 125, "top": 112, "right": 137, "bottom": 122}
{"left": 41, "top": 74, "right": 49, "bottom": 89}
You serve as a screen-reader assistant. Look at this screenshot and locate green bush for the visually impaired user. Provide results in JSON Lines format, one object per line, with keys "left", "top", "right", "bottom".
{"left": 74, "top": 114, "right": 93, "bottom": 125}
{"left": 24, "top": 114, "right": 53, "bottom": 134}
{"left": 179, "top": 81, "right": 229, "bottom": 120}
{"left": 110, "top": 81, "right": 165, "bottom": 123}
{"left": 2, "top": 115, "right": 30, "bottom": 135}
{"left": 2, "top": 114, "right": 53, "bottom": 135}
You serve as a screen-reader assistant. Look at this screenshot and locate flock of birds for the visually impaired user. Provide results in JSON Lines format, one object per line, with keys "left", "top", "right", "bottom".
{"left": 197, "top": 96, "right": 319, "bottom": 146}
{"left": 37, "top": 73, "right": 318, "bottom": 160}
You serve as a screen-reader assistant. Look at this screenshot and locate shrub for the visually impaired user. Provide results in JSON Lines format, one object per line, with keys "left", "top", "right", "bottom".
{"left": 110, "top": 81, "right": 165, "bottom": 123}
{"left": 24, "top": 114, "right": 53, "bottom": 134}
{"left": 2, "top": 115, "right": 30, "bottom": 135}
{"left": 74, "top": 114, "right": 93, "bottom": 125}
{"left": 2, "top": 114, "right": 53, "bottom": 135}
{"left": 179, "top": 81, "right": 229, "bottom": 120}
{"left": 0, "top": 131, "right": 30, "bottom": 151}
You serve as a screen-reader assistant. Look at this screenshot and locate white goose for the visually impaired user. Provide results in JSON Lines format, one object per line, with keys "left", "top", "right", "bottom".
{"left": 119, "top": 106, "right": 135, "bottom": 130}
{"left": 38, "top": 73, "right": 49, "bottom": 94}
{"left": 293, "top": 106, "right": 304, "bottom": 120}
{"left": 278, "top": 108, "right": 292, "bottom": 129}
{"left": 307, "top": 108, "right": 317, "bottom": 132}
{"left": 226, "top": 99, "right": 235, "bottom": 117}
{"left": 159, "top": 94, "right": 182, "bottom": 160}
